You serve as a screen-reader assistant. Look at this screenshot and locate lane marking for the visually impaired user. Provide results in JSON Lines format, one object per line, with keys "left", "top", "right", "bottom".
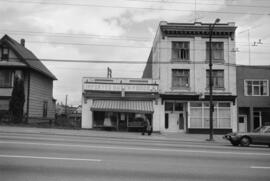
{"left": 251, "top": 166, "right": 270, "bottom": 169}
{"left": 1, "top": 141, "right": 270, "bottom": 156}
{"left": 0, "top": 154, "right": 101, "bottom": 162}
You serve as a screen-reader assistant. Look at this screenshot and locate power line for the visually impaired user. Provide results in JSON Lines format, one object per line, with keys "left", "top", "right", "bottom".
{"left": 0, "top": 0, "right": 269, "bottom": 15}
{"left": 8, "top": 57, "right": 270, "bottom": 67}
{"left": 0, "top": 30, "right": 152, "bottom": 42}
{"left": 24, "top": 40, "right": 270, "bottom": 54}
{"left": 2, "top": 29, "right": 270, "bottom": 46}
{"left": 128, "top": 0, "right": 270, "bottom": 9}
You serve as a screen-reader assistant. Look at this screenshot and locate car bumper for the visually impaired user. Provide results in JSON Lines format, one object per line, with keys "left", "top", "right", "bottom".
{"left": 223, "top": 135, "right": 239, "bottom": 142}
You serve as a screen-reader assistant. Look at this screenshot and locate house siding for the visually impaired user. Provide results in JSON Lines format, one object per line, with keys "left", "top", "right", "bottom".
{"left": 28, "top": 71, "right": 55, "bottom": 120}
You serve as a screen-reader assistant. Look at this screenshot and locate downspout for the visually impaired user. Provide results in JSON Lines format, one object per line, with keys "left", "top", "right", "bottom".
{"left": 26, "top": 70, "right": 30, "bottom": 123}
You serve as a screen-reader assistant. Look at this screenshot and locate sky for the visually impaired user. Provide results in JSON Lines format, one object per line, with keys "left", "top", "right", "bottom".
{"left": 0, "top": 0, "right": 269, "bottom": 106}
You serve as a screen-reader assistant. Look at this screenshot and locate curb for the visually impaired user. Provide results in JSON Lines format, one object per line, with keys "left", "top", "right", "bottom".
{"left": 0, "top": 130, "right": 226, "bottom": 145}
{"left": 0, "top": 126, "right": 227, "bottom": 144}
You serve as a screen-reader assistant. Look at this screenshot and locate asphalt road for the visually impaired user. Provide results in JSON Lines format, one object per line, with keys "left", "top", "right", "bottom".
{"left": 0, "top": 131, "right": 269, "bottom": 181}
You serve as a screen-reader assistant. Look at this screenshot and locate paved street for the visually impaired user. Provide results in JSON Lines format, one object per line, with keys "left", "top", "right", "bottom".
{"left": 0, "top": 127, "right": 270, "bottom": 181}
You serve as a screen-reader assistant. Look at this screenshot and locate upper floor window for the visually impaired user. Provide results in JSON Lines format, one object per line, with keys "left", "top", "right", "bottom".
{"left": 172, "top": 42, "right": 189, "bottom": 61}
{"left": 172, "top": 69, "right": 190, "bottom": 89}
{"left": 206, "top": 42, "right": 224, "bottom": 61}
{"left": 206, "top": 70, "right": 224, "bottom": 89}
{"left": 244, "top": 80, "right": 269, "bottom": 96}
{"left": 1, "top": 47, "right": 9, "bottom": 61}
{"left": 0, "top": 70, "right": 12, "bottom": 88}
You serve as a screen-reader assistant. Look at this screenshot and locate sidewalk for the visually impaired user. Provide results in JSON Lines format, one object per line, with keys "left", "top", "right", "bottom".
{"left": 0, "top": 125, "right": 227, "bottom": 143}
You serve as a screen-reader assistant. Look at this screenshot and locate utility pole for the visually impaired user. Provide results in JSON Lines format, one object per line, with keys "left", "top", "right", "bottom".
{"left": 207, "top": 18, "right": 220, "bottom": 142}
{"left": 65, "top": 95, "right": 68, "bottom": 117}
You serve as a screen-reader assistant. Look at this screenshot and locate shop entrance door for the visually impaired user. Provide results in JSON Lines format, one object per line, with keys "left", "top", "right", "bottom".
{"left": 168, "top": 112, "right": 184, "bottom": 132}
{"left": 254, "top": 111, "right": 262, "bottom": 130}
{"left": 238, "top": 115, "right": 247, "bottom": 132}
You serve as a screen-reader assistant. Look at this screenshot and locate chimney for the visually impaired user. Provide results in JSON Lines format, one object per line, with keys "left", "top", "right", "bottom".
{"left": 20, "top": 39, "right": 25, "bottom": 47}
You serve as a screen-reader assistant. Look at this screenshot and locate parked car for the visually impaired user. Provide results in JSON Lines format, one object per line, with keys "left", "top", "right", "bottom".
{"left": 223, "top": 126, "right": 270, "bottom": 147}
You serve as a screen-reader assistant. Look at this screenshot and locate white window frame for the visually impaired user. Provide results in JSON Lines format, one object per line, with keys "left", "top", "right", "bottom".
{"left": 244, "top": 79, "right": 269, "bottom": 96}
{"left": 189, "top": 101, "right": 231, "bottom": 129}
{"left": 171, "top": 69, "right": 190, "bottom": 89}
{"left": 171, "top": 41, "right": 190, "bottom": 61}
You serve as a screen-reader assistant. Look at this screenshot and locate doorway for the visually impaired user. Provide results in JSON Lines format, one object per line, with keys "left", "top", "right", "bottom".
{"left": 238, "top": 115, "right": 247, "bottom": 132}
{"left": 164, "top": 101, "right": 186, "bottom": 132}
{"left": 253, "top": 111, "right": 262, "bottom": 130}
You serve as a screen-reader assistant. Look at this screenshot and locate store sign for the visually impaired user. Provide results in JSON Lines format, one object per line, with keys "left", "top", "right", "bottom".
{"left": 84, "top": 83, "right": 158, "bottom": 92}
{"left": 0, "top": 100, "right": 9, "bottom": 110}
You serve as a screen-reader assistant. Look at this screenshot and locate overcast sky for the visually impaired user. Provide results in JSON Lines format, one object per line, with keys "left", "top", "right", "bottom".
{"left": 1, "top": 0, "right": 269, "bottom": 106}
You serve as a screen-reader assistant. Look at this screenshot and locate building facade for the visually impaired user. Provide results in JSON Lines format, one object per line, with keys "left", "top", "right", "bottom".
{"left": 0, "top": 35, "right": 57, "bottom": 123}
{"left": 81, "top": 77, "right": 160, "bottom": 131}
{"left": 143, "top": 21, "right": 238, "bottom": 133}
{"left": 237, "top": 65, "right": 270, "bottom": 132}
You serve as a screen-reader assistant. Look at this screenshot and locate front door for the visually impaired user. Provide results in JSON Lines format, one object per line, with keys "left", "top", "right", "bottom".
{"left": 168, "top": 113, "right": 184, "bottom": 132}
{"left": 253, "top": 111, "right": 262, "bottom": 130}
{"left": 238, "top": 115, "right": 247, "bottom": 132}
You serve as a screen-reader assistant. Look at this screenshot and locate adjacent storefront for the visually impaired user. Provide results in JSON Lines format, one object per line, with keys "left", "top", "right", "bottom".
{"left": 81, "top": 77, "right": 159, "bottom": 132}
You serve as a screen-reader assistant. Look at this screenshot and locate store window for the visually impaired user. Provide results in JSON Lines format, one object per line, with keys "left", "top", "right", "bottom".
{"left": 190, "top": 102, "right": 231, "bottom": 129}
{"left": 165, "top": 102, "right": 184, "bottom": 112}
{"left": 0, "top": 70, "right": 12, "bottom": 88}
{"left": 244, "top": 80, "right": 268, "bottom": 96}
{"left": 172, "top": 69, "right": 190, "bottom": 89}
{"left": 206, "top": 70, "right": 224, "bottom": 89}
{"left": 206, "top": 42, "right": 224, "bottom": 60}
{"left": 165, "top": 102, "right": 174, "bottom": 111}
{"left": 172, "top": 42, "right": 190, "bottom": 61}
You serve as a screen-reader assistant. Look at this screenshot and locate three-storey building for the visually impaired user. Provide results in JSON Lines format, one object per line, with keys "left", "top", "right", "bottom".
{"left": 143, "top": 21, "right": 237, "bottom": 133}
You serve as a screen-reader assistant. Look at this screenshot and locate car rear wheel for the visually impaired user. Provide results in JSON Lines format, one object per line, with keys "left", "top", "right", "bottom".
{"left": 240, "top": 137, "right": 251, "bottom": 147}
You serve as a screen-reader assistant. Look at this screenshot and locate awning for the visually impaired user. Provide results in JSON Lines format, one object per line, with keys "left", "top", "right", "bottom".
{"left": 91, "top": 100, "right": 154, "bottom": 113}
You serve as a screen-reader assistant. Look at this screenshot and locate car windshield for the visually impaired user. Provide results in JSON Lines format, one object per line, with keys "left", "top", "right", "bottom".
{"left": 253, "top": 126, "right": 267, "bottom": 133}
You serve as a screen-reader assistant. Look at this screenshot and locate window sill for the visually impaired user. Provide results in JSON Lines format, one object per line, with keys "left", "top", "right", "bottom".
{"left": 205, "top": 87, "right": 225, "bottom": 91}
{"left": 244, "top": 95, "right": 269, "bottom": 97}
{"left": 171, "top": 87, "right": 191, "bottom": 91}
{"left": 171, "top": 59, "right": 190, "bottom": 63}
{"left": 205, "top": 60, "right": 225, "bottom": 63}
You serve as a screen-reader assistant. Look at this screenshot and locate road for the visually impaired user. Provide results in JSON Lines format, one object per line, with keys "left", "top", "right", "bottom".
{"left": 0, "top": 131, "right": 269, "bottom": 181}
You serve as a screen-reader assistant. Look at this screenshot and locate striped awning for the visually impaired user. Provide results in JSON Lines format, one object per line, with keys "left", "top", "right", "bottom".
{"left": 91, "top": 100, "right": 154, "bottom": 113}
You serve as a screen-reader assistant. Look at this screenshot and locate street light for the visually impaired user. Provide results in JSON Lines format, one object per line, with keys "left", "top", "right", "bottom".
{"left": 207, "top": 18, "right": 220, "bottom": 141}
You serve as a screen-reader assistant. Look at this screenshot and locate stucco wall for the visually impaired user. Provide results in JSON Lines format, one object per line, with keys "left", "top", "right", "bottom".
{"left": 152, "top": 35, "right": 236, "bottom": 95}
{"left": 81, "top": 98, "right": 93, "bottom": 128}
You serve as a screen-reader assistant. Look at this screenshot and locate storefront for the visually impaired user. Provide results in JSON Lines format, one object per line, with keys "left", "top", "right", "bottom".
{"left": 81, "top": 77, "right": 159, "bottom": 132}
{"left": 160, "top": 94, "right": 237, "bottom": 134}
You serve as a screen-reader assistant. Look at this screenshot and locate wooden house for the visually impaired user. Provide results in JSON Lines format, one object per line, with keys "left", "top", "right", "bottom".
{"left": 0, "top": 35, "right": 57, "bottom": 123}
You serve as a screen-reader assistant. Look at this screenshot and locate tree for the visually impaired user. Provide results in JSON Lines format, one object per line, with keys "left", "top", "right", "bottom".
{"left": 9, "top": 75, "right": 25, "bottom": 124}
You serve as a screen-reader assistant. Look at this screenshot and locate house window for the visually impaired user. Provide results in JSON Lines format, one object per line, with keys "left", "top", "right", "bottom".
{"left": 245, "top": 80, "right": 269, "bottom": 96}
{"left": 206, "top": 70, "right": 224, "bottom": 89}
{"left": 206, "top": 42, "right": 224, "bottom": 60}
{"left": 43, "top": 101, "right": 48, "bottom": 118}
{"left": 172, "top": 42, "right": 189, "bottom": 61}
{"left": 0, "top": 70, "right": 12, "bottom": 88}
{"left": 1, "top": 47, "right": 9, "bottom": 61}
{"left": 172, "top": 69, "right": 189, "bottom": 89}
